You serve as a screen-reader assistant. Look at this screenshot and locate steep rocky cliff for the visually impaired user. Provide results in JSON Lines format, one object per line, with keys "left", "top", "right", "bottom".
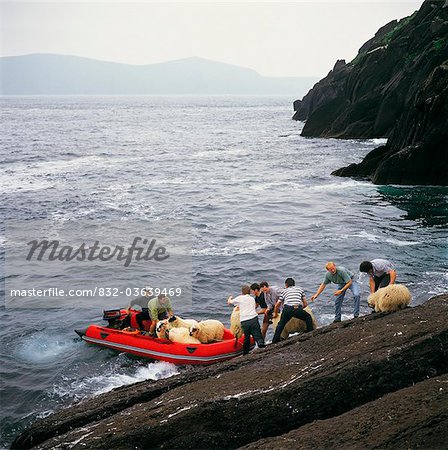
{"left": 12, "top": 294, "right": 448, "bottom": 449}
{"left": 293, "top": 1, "right": 448, "bottom": 185}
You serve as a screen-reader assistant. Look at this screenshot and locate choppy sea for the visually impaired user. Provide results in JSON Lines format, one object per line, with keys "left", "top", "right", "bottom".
{"left": 1, "top": 95, "right": 447, "bottom": 447}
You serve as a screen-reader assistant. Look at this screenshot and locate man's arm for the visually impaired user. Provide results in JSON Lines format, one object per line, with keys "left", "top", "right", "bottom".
{"left": 149, "top": 320, "right": 157, "bottom": 334}
{"left": 334, "top": 279, "right": 352, "bottom": 296}
{"left": 389, "top": 270, "right": 397, "bottom": 285}
{"left": 311, "top": 283, "right": 326, "bottom": 301}
{"left": 369, "top": 277, "right": 375, "bottom": 294}
{"left": 127, "top": 295, "right": 144, "bottom": 313}
{"left": 302, "top": 294, "right": 308, "bottom": 308}
{"left": 227, "top": 295, "right": 234, "bottom": 306}
{"left": 273, "top": 299, "right": 282, "bottom": 318}
{"left": 165, "top": 297, "right": 174, "bottom": 317}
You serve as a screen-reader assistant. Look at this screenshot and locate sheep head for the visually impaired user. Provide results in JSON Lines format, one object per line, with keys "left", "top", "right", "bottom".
{"left": 189, "top": 324, "right": 200, "bottom": 338}
{"left": 156, "top": 319, "right": 169, "bottom": 339}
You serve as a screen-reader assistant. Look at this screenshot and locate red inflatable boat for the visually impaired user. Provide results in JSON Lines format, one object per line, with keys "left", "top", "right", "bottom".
{"left": 76, "top": 309, "right": 251, "bottom": 365}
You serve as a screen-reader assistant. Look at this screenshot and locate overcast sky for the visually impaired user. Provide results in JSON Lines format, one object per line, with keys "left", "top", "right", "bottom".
{"left": 1, "top": 1, "right": 423, "bottom": 77}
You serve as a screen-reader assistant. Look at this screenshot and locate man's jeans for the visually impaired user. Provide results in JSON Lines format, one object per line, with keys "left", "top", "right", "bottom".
{"left": 334, "top": 281, "right": 360, "bottom": 321}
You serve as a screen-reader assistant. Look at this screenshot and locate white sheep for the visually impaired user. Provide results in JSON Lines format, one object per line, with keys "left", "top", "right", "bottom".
{"left": 189, "top": 319, "right": 225, "bottom": 343}
{"left": 230, "top": 307, "right": 243, "bottom": 339}
{"left": 155, "top": 316, "right": 199, "bottom": 340}
{"left": 368, "top": 284, "right": 411, "bottom": 313}
{"left": 167, "top": 327, "right": 202, "bottom": 345}
{"left": 272, "top": 306, "right": 318, "bottom": 339}
{"left": 168, "top": 315, "right": 199, "bottom": 329}
{"left": 155, "top": 319, "right": 170, "bottom": 339}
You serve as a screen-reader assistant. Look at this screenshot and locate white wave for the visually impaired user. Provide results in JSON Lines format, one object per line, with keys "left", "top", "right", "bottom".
{"left": 50, "top": 207, "right": 100, "bottom": 223}
{"left": 91, "top": 361, "right": 179, "bottom": 395}
{"left": 0, "top": 177, "right": 54, "bottom": 193}
{"left": 303, "top": 180, "right": 373, "bottom": 192}
{"left": 22, "top": 155, "right": 113, "bottom": 175}
{"left": 370, "top": 138, "right": 388, "bottom": 145}
{"left": 55, "top": 360, "right": 179, "bottom": 401}
{"left": 353, "top": 231, "right": 420, "bottom": 246}
{"left": 0, "top": 155, "right": 120, "bottom": 194}
{"left": 15, "top": 331, "right": 78, "bottom": 364}
{"left": 193, "top": 239, "right": 274, "bottom": 256}
{"left": 318, "top": 313, "right": 353, "bottom": 325}
{"left": 384, "top": 237, "right": 421, "bottom": 247}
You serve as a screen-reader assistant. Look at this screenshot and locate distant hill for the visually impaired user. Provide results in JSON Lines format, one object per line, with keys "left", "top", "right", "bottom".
{"left": 0, "top": 54, "right": 317, "bottom": 96}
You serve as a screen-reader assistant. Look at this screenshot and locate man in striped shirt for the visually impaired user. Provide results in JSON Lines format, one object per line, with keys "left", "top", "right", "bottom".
{"left": 272, "top": 277, "right": 313, "bottom": 343}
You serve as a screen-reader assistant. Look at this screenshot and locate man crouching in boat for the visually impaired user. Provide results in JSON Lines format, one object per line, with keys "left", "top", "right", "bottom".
{"left": 128, "top": 288, "right": 173, "bottom": 334}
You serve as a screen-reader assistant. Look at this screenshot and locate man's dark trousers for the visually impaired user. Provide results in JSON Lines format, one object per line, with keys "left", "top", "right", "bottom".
{"left": 136, "top": 308, "right": 150, "bottom": 330}
{"left": 136, "top": 309, "right": 167, "bottom": 330}
{"left": 272, "top": 305, "right": 313, "bottom": 343}
{"left": 374, "top": 273, "right": 391, "bottom": 291}
{"left": 241, "top": 316, "right": 265, "bottom": 354}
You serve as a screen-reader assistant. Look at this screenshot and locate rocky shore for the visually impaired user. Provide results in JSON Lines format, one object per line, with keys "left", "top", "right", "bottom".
{"left": 12, "top": 294, "right": 448, "bottom": 449}
{"left": 293, "top": 0, "right": 448, "bottom": 185}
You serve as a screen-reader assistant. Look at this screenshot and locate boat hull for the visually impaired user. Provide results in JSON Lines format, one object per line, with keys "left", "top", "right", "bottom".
{"left": 78, "top": 325, "right": 251, "bottom": 365}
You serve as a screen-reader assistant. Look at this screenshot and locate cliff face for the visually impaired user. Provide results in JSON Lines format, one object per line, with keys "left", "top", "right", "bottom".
{"left": 293, "top": 0, "right": 448, "bottom": 185}
{"left": 12, "top": 294, "right": 448, "bottom": 450}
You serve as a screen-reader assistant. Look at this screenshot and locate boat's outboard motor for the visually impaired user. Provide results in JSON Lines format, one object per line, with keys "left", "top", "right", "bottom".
{"left": 103, "top": 309, "right": 130, "bottom": 329}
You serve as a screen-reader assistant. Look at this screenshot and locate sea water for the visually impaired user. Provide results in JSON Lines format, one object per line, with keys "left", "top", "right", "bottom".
{"left": 0, "top": 95, "right": 447, "bottom": 447}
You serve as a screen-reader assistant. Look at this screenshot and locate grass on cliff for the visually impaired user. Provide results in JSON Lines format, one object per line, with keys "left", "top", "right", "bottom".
{"left": 349, "top": 11, "right": 417, "bottom": 67}
{"left": 381, "top": 12, "right": 416, "bottom": 45}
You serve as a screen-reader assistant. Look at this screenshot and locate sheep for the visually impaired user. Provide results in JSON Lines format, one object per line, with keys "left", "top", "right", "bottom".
{"left": 230, "top": 307, "right": 243, "bottom": 339}
{"left": 368, "top": 284, "right": 411, "bottom": 313}
{"left": 168, "top": 315, "right": 199, "bottom": 329}
{"left": 155, "top": 316, "right": 199, "bottom": 340}
{"left": 167, "top": 327, "right": 202, "bottom": 345}
{"left": 189, "top": 319, "right": 225, "bottom": 343}
{"left": 272, "top": 306, "right": 318, "bottom": 339}
{"left": 155, "top": 319, "right": 170, "bottom": 339}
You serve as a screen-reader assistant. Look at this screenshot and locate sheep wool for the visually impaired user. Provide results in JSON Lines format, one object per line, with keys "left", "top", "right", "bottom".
{"left": 368, "top": 284, "right": 411, "bottom": 313}
{"left": 230, "top": 307, "right": 243, "bottom": 339}
{"left": 168, "top": 316, "right": 199, "bottom": 329}
{"left": 272, "top": 306, "right": 318, "bottom": 339}
{"left": 167, "top": 327, "right": 202, "bottom": 345}
{"left": 189, "top": 319, "right": 225, "bottom": 343}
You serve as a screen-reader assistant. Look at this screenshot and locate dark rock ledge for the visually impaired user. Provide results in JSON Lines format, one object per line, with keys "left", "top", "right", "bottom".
{"left": 12, "top": 294, "right": 448, "bottom": 450}
{"left": 242, "top": 374, "right": 448, "bottom": 450}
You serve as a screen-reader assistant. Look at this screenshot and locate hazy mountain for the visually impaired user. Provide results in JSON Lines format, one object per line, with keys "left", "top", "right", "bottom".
{"left": 0, "top": 54, "right": 317, "bottom": 95}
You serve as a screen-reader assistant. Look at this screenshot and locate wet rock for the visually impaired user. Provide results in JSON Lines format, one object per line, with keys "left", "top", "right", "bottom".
{"left": 242, "top": 374, "right": 448, "bottom": 450}
{"left": 12, "top": 294, "right": 448, "bottom": 449}
{"left": 293, "top": 0, "right": 448, "bottom": 185}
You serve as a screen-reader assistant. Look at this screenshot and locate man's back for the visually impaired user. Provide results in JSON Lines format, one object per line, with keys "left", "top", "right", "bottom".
{"left": 232, "top": 294, "right": 257, "bottom": 322}
{"left": 280, "top": 286, "right": 305, "bottom": 307}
